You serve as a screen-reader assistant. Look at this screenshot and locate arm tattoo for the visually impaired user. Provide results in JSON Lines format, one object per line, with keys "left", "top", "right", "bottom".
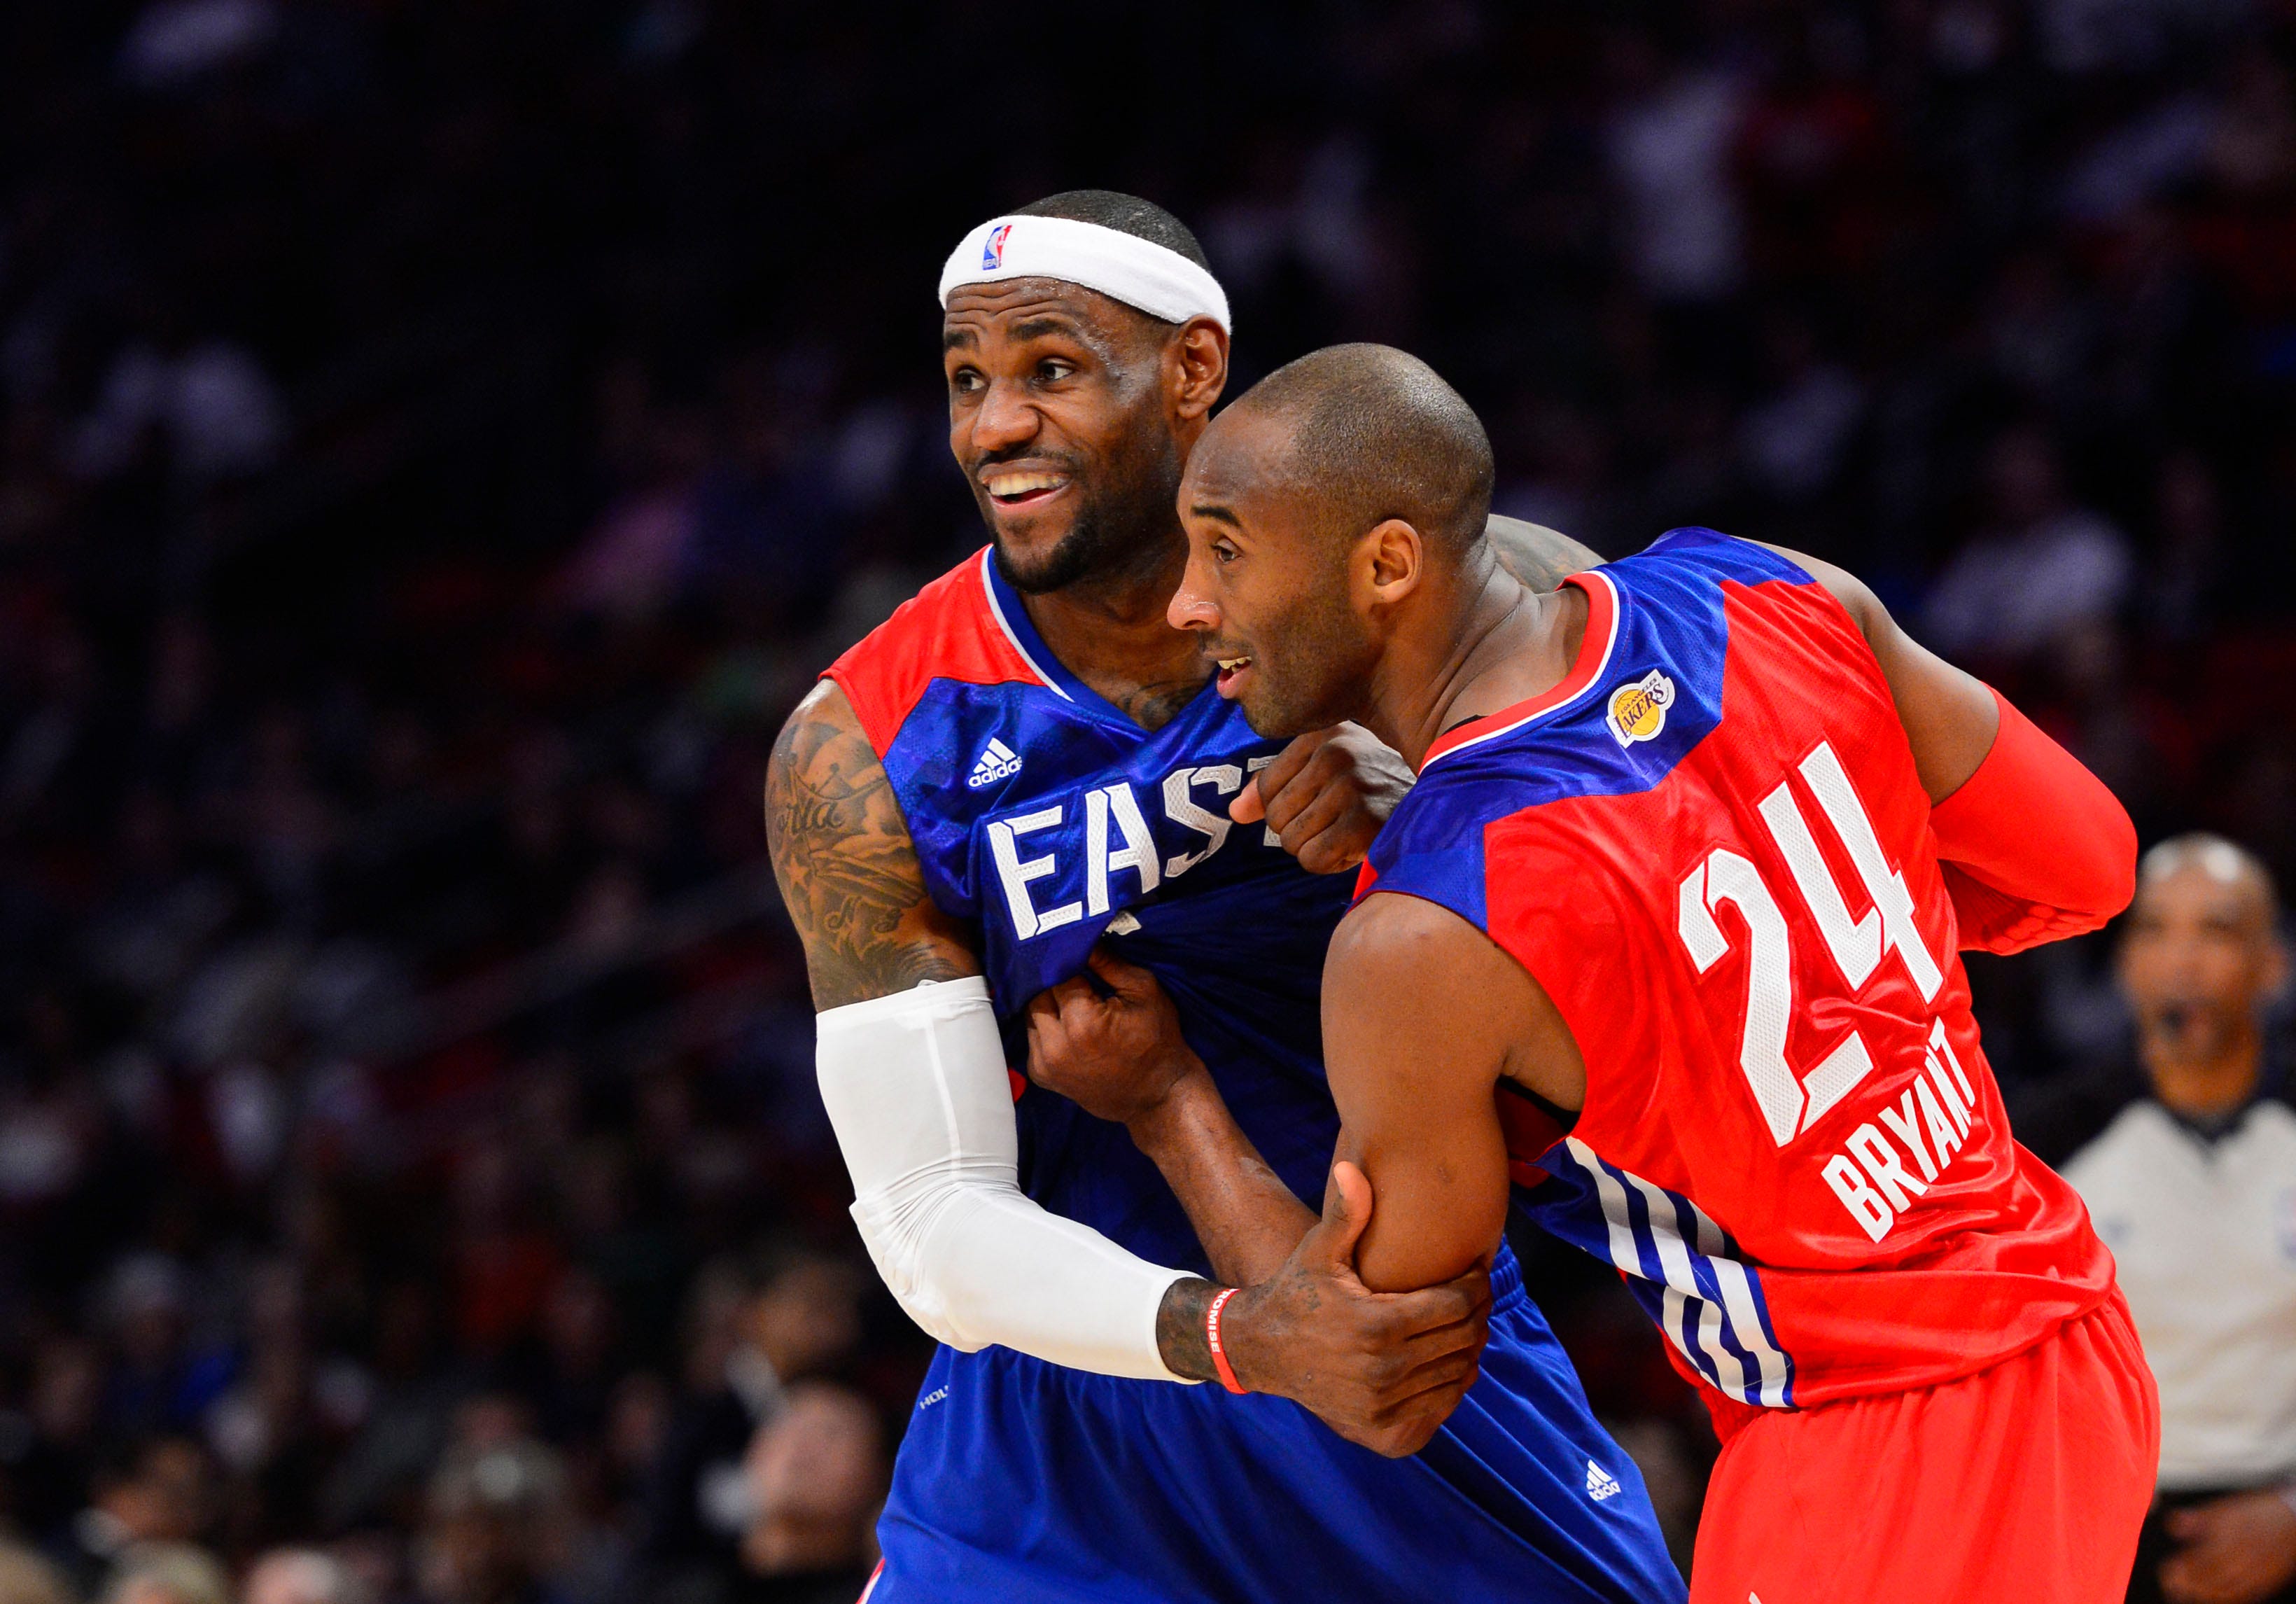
{"left": 765, "top": 684, "right": 977, "bottom": 1010}
{"left": 1485, "top": 515, "right": 1604, "bottom": 592}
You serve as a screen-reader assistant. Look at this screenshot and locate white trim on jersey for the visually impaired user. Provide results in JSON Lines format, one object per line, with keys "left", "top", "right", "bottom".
{"left": 977, "top": 548, "right": 1075, "bottom": 702}
{"left": 1560, "top": 1136, "right": 1795, "bottom": 1408}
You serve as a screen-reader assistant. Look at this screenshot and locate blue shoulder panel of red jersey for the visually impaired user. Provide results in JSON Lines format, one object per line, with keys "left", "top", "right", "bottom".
{"left": 1359, "top": 529, "right": 1815, "bottom": 930}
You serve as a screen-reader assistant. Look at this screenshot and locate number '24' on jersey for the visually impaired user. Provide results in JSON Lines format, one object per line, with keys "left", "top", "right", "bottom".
{"left": 1360, "top": 529, "right": 2116, "bottom": 1411}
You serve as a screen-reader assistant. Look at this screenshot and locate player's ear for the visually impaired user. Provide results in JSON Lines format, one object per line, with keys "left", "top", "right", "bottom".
{"left": 1169, "top": 319, "right": 1228, "bottom": 423}
{"left": 1359, "top": 518, "right": 1425, "bottom": 608}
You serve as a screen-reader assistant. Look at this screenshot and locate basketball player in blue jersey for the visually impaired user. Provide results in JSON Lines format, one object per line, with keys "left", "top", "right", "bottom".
{"left": 764, "top": 192, "right": 1684, "bottom": 1603}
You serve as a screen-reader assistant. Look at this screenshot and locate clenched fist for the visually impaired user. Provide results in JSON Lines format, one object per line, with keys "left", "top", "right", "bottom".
{"left": 1026, "top": 947, "right": 1205, "bottom": 1128}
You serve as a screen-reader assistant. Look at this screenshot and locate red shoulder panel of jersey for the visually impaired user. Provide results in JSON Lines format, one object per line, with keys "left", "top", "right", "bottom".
{"left": 822, "top": 549, "right": 1042, "bottom": 757}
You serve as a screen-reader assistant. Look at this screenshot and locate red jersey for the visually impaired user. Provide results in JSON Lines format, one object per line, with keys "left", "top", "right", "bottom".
{"left": 1359, "top": 529, "right": 2117, "bottom": 1410}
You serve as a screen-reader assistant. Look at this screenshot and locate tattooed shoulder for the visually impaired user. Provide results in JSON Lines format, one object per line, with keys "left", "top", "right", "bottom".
{"left": 1485, "top": 515, "right": 1603, "bottom": 592}
{"left": 1116, "top": 676, "right": 1208, "bottom": 732}
{"left": 764, "top": 681, "right": 978, "bottom": 1011}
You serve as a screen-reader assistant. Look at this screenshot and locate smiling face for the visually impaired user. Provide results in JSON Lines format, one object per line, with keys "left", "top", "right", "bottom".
{"left": 1168, "top": 407, "right": 1382, "bottom": 739}
{"left": 943, "top": 279, "right": 1224, "bottom": 594}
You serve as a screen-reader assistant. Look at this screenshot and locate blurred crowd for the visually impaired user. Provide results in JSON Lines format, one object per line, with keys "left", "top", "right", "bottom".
{"left": 4, "top": 0, "right": 2296, "bottom": 1597}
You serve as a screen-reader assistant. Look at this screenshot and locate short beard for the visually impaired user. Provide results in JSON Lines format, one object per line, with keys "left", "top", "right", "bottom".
{"left": 1238, "top": 664, "right": 1361, "bottom": 742}
{"left": 988, "top": 423, "right": 1184, "bottom": 597}
{"left": 991, "top": 500, "right": 1139, "bottom": 595}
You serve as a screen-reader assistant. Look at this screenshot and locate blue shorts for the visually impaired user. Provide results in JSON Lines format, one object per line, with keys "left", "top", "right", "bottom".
{"left": 872, "top": 1248, "right": 1686, "bottom": 1604}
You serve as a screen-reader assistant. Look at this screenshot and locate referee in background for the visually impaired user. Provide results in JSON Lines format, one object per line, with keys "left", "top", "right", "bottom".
{"left": 2018, "top": 834, "right": 2296, "bottom": 1604}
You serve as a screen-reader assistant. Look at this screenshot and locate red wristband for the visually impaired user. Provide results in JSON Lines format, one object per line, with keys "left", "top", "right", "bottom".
{"left": 1205, "top": 1287, "right": 1248, "bottom": 1395}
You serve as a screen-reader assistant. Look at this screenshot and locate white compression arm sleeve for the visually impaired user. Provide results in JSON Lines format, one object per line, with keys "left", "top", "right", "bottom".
{"left": 814, "top": 977, "right": 1196, "bottom": 1382}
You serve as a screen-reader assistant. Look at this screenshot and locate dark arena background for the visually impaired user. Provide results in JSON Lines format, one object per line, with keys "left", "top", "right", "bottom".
{"left": 1, "top": 2, "right": 2292, "bottom": 1600}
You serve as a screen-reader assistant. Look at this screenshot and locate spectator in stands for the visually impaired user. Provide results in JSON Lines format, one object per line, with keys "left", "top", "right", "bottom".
{"left": 736, "top": 1383, "right": 884, "bottom": 1604}
{"left": 416, "top": 1439, "right": 571, "bottom": 1604}
{"left": 63, "top": 1437, "right": 220, "bottom": 1599}
{"left": 101, "top": 1544, "right": 232, "bottom": 1604}
{"left": 1604, "top": 25, "right": 1747, "bottom": 306}
{"left": 0, "top": 1543, "right": 74, "bottom": 1604}
{"left": 1922, "top": 424, "right": 2134, "bottom": 664}
{"left": 245, "top": 1548, "right": 373, "bottom": 1604}
{"left": 636, "top": 1251, "right": 864, "bottom": 1600}
{"left": 2019, "top": 835, "right": 2296, "bottom": 1604}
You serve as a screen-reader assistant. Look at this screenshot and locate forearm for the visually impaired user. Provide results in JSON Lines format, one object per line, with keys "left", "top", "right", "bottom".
{"left": 1158, "top": 1159, "right": 1501, "bottom": 1456}
{"left": 1128, "top": 1071, "right": 1317, "bottom": 1287}
{"left": 1154, "top": 1277, "right": 1223, "bottom": 1382}
{"left": 893, "top": 1176, "right": 1193, "bottom": 1377}
{"left": 1929, "top": 689, "right": 2136, "bottom": 949}
{"left": 819, "top": 979, "right": 1194, "bottom": 1381}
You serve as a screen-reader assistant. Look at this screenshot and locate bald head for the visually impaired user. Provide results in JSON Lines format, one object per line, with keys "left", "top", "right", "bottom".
{"left": 1224, "top": 344, "right": 1494, "bottom": 554}
{"left": 2136, "top": 832, "right": 2277, "bottom": 924}
{"left": 1170, "top": 344, "right": 1506, "bottom": 742}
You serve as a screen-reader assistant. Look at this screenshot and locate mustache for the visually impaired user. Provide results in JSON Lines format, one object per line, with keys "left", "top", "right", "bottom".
{"left": 971, "top": 446, "right": 1086, "bottom": 476}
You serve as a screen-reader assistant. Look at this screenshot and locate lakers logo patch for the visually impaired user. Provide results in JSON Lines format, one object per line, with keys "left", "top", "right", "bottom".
{"left": 1605, "top": 670, "right": 1674, "bottom": 746}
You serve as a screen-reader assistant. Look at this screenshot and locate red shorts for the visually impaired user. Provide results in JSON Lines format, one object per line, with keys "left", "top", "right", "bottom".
{"left": 1690, "top": 1292, "right": 2160, "bottom": 1604}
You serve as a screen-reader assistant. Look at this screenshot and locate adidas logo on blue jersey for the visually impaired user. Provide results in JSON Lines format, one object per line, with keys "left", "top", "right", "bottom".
{"left": 1584, "top": 1460, "right": 1621, "bottom": 1502}
{"left": 967, "top": 737, "right": 1023, "bottom": 789}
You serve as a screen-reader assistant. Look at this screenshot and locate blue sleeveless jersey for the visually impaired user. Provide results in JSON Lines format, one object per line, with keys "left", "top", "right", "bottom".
{"left": 822, "top": 549, "right": 1684, "bottom": 1604}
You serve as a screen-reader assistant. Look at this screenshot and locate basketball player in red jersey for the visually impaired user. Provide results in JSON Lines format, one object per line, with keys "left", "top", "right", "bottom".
{"left": 1028, "top": 342, "right": 2160, "bottom": 1601}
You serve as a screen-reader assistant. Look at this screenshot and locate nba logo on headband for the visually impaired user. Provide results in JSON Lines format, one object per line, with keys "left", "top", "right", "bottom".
{"left": 940, "top": 213, "right": 1231, "bottom": 331}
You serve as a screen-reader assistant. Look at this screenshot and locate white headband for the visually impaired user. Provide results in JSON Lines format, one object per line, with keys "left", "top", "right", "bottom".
{"left": 938, "top": 214, "right": 1231, "bottom": 332}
